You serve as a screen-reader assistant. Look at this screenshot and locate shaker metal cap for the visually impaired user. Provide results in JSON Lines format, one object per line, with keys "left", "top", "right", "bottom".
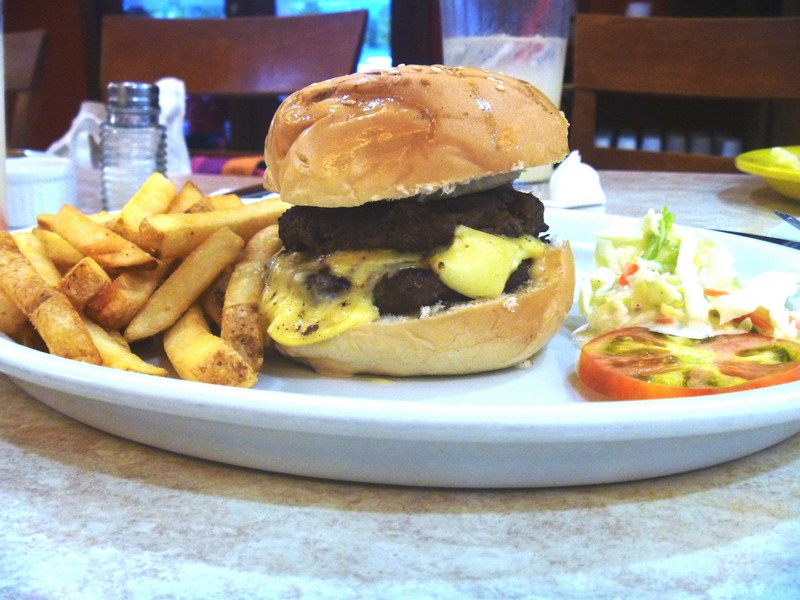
{"left": 106, "top": 81, "right": 159, "bottom": 110}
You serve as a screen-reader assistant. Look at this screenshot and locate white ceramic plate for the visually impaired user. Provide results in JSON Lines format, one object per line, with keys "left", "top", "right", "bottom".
{"left": 2, "top": 209, "right": 800, "bottom": 488}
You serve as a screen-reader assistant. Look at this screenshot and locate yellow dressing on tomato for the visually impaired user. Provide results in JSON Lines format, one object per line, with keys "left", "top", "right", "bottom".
{"left": 578, "top": 327, "right": 800, "bottom": 400}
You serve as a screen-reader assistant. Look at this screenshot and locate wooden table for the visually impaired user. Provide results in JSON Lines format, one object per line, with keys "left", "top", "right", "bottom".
{"left": 2, "top": 170, "right": 799, "bottom": 598}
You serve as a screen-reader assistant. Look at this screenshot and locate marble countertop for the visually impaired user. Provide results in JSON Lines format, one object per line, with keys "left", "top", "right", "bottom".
{"left": 2, "top": 170, "right": 800, "bottom": 598}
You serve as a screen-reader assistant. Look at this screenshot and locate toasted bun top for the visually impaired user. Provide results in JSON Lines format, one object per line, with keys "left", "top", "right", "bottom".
{"left": 264, "top": 64, "right": 569, "bottom": 208}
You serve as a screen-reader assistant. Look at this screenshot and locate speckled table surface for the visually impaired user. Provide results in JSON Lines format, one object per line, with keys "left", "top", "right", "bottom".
{"left": 2, "top": 171, "right": 800, "bottom": 599}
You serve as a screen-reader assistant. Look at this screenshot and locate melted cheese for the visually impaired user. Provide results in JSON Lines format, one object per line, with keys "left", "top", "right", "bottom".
{"left": 430, "top": 225, "right": 546, "bottom": 298}
{"left": 262, "top": 228, "right": 546, "bottom": 346}
{"left": 262, "top": 250, "right": 423, "bottom": 346}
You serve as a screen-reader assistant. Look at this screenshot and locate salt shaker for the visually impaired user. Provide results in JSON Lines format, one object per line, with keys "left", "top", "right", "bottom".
{"left": 100, "top": 81, "right": 166, "bottom": 210}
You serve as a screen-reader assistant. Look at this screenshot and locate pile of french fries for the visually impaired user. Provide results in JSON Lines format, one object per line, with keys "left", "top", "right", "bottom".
{"left": 0, "top": 173, "right": 288, "bottom": 388}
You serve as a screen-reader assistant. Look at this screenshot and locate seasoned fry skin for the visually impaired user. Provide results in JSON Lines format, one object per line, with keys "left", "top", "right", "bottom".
{"left": 32, "top": 227, "right": 85, "bottom": 271}
{"left": 124, "top": 227, "right": 245, "bottom": 342}
{"left": 0, "top": 288, "right": 32, "bottom": 342}
{"left": 201, "top": 264, "right": 233, "bottom": 328}
{"left": 112, "top": 172, "right": 176, "bottom": 243}
{"left": 83, "top": 317, "right": 168, "bottom": 377}
{"left": 58, "top": 257, "right": 113, "bottom": 311}
{"left": 221, "top": 224, "right": 283, "bottom": 370}
{"left": 49, "top": 205, "right": 158, "bottom": 271}
{"left": 186, "top": 194, "right": 244, "bottom": 214}
{"left": 84, "top": 259, "right": 172, "bottom": 330}
{"left": 168, "top": 181, "right": 205, "bottom": 214}
{"left": 12, "top": 231, "right": 62, "bottom": 285}
{"left": 138, "top": 197, "right": 289, "bottom": 258}
{"left": 164, "top": 305, "right": 257, "bottom": 387}
{"left": 0, "top": 232, "right": 101, "bottom": 364}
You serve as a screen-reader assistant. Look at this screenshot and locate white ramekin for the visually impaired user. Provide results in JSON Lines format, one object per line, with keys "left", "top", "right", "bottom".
{"left": 6, "top": 154, "right": 77, "bottom": 229}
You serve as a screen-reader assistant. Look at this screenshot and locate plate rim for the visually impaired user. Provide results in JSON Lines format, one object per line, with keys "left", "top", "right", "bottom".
{"left": 2, "top": 208, "right": 800, "bottom": 446}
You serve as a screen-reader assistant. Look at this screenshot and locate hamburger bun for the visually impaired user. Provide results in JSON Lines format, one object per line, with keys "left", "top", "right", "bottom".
{"left": 264, "top": 64, "right": 569, "bottom": 208}
{"left": 274, "top": 243, "right": 574, "bottom": 377}
{"left": 261, "top": 65, "right": 574, "bottom": 377}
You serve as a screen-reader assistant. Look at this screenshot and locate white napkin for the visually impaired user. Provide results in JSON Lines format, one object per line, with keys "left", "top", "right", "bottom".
{"left": 156, "top": 77, "right": 191, "bottom": 176}
{"left": 545, "top": 150, "right": 606, "bottom": 208}
{"left": 46, "top": 100, "right": 105, "bottom": 168}
{"left": 46, "top": 78, "right": 191, "bottom": 177}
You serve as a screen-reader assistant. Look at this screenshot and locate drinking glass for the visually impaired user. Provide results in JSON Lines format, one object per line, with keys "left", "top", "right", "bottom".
{"left": 439, "top": 0, "right": 574, "bottom": 181}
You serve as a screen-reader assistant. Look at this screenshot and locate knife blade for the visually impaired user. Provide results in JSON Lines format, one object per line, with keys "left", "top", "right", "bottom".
{"left": 712, "top": 229, "right": 800, "bottom": 250}
{"left": 211, "top": 183, "right": 277, "bottom": 199}
{"left": 775, "top": 210, "right": 800, "bottom": 232}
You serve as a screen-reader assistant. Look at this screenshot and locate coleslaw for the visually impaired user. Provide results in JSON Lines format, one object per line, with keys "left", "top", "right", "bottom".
{"left": 575, "top": 207, "right": 800, "bottom": 342}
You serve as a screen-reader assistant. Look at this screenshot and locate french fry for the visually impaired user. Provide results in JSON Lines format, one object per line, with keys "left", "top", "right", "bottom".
{"left": 3, "top": 176, "right": 292, "bottom": 388}
{"left": 221, "top": 224, "right": 282, "bottom": 370}
{"left": 12, "top": 232, "right": 62, "bottom": 285}
{"left": 168, "top": 181, "right": 205, "bottom": 213}
{"left": 37, "top": 212, "right": 115, "bottom": 231}
{"left": 0, "top": 288, "right": 31, "bottom": 341}
{"left": 186, "top": 193, "right": 244, "bottom": 213}
{"left": 58, "top": 257, "right": 113, "bottom": 311}
{"left": 164, "top": 304, "right": 257, "bottom": 387}
{"left": 200, "top": 264, "right": 233, "bottom": 328}
{"left": 87, "top": 210, "right": 114, "bottom": 222}
{"left": 138, "top": 197, "right": 289, "bottom": 258}
{"left": 32, "top": 227, "right": 85, "bottom": 270}
{"left": 50, "top": 205, "right": 158, "bottom": 271}
{"left": 38, "top": 211, "right": 117, "bottom": 230}
{"left": 84, "top": 259, "right": 172, "bottom": 330}
{"left": 112, "top": 172, "right": 176, "bottom": 243}
{"left": 0, "top": 231, "right": 101, "bottom": 364}
{"left": 83, "top": 317, "right": 168, "bottom": 377}
{"left": 0, "top": 233, "right": 39, "bottom": 345}
{"left": 124, "top": 227, "right": 245, "bottom": 342}
{"left": 15, "top": 324, "right": 46, "bottom": 351}
{"left": 86, "top": 212, "right": 119, "bottom": 230}
{"left": 104, "top": 327, "right": 130, "bottom": 349}
{"left": 36, "top": 213, "right": 56, "bottom": 231}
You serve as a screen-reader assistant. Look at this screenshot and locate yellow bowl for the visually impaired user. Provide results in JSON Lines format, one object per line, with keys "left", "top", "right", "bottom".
{"left": 735, "top": 145, "right": 800, "bottom": 201}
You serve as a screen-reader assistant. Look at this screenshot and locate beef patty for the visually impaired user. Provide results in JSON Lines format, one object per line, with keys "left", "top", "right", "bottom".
{"left": 277, "top": 185, "right": 549, "bottom": 316}
{"left": 371, "top": 259, "right": 533, "bottom": 316}
{"left": 278, "top": 184, "right": 548, "bottom": 254}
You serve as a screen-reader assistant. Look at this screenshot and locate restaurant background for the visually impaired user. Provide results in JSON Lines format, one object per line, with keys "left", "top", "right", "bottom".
{"left": 4, "top": 0, "right": 800, "bottom": 158}
{"left": 1, "top": 3, "right": 800, "bottom": 596}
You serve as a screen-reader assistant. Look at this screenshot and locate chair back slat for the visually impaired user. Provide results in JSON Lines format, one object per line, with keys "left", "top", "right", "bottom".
{"left": 100, "top": 12, "right": 368, "bottom": 96}
{"left": 571, "top": 15, "right": 800, "bottom": 172}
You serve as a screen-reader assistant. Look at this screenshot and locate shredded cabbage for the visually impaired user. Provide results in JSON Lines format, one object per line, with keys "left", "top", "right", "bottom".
{"left": 575, "top": 208, "right": 800, "bottom": 342}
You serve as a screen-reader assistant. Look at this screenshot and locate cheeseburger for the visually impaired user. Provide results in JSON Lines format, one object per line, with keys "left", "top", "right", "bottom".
{"left": 260, "top": 64, "right": 575, "bottom": 377}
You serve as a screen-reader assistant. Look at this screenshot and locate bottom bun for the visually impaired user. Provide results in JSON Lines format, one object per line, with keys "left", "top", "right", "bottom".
{"left": 275, "top": 243, "right": 575, "bottom": 377}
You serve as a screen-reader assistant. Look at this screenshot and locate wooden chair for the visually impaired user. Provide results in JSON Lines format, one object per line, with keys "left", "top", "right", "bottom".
{"left": 4, "top": 29, "right": 48, "bottom": 149}
{"left": 100, "top": 11, "right": 367, "bottom": 151}
{"left": 571, "top": 15, "right": 800, "bottom": 172}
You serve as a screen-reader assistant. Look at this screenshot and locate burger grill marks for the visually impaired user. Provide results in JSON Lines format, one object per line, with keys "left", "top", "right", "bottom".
{"left": 276, "top": 184, "right": 549, "bottom": 316}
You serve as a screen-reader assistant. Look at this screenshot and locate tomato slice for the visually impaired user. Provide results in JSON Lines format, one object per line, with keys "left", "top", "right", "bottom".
{"left": 578, "top": 327, "right": 800, "bottom": 400}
